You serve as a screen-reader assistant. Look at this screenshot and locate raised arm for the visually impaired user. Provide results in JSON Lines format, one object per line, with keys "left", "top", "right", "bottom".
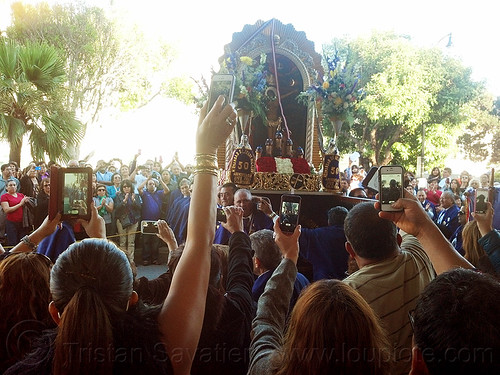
{"left": 248, "top": 220, "right": 301, "bottom": 375}
{"left": 158, "top": 96, "right": 236, "bottom": 375}
{"left": 377, "top": 191, "right": 473, "bottom": 274}
{"left": 137, "top": 178, "right": 148, "bottom": 195}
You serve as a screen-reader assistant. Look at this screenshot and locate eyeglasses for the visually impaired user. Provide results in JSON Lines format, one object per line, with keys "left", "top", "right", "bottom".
{"left": 44, "top": 184, "right": 50, "bottom": 187}
{"left": 97, "top": 188, "right": 106, "bottom": 192}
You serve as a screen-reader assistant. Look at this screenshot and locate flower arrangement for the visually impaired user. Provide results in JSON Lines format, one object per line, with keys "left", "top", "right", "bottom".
{"left": 256, "top": 156, "right": 311, "bottom": 174}
{"left": 223, "top": 53, "right": 270, "bottom": 124}
{"left": 298, "top": 49, "right": 360, "bottom": 122}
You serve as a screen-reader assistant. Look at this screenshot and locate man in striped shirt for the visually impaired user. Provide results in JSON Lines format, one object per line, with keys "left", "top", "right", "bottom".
{"left": 343, "top": 194, "right": 475, "bottom": 375}
{"left": 343, "top": 202, "right": 435, "bottom": 375}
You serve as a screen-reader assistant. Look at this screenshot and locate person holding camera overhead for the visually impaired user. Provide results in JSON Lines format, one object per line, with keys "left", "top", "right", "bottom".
{"left": 138, "top": 177, "right": 169, "bottom": 265}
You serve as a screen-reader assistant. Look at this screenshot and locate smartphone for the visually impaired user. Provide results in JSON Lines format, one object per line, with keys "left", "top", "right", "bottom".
{"left": 216, "top": 207, "right": 227, "bottom": 223}
{"left": 49, "top": 166, "right": 93, "bottom": 220}
{"left": 362, "top": 166, "right": 379, "bottom": 192}
{"left": 141, "top": 220, "right": 159, "bottom": 235}
{"left": 378, "top": 165, "right": 404, "bottom": 211}
{"left": 279, "top": 195, "right": 301, "bottom": 233}
{"left": 475, "top": 188, "right": 488, "bottom": 214}
{"left": 207, "top": 74, "right": 235, "bottom": 112}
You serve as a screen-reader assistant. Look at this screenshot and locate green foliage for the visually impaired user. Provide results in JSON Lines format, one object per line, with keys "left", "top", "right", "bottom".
{"left": 0, "top": 38, "right": 82, "bottom": 164}
{"left": 457, "top": 92, "right": 500, "bottom": 164}
{"left": 7, "top": 1, "right": 185, "bottom": 130}
{"left": 323, "top": 32, "right": 483, "bottom": 170}
{"left": 162, "top": 77, "right": 195, "bottom": 106}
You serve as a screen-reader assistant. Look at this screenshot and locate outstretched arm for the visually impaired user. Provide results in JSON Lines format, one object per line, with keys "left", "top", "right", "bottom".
{"left": 376, "top": 191, "right": 472, "bottom": 274}
{"left": 158, "top": 96, "right": 236, "bottom": 375}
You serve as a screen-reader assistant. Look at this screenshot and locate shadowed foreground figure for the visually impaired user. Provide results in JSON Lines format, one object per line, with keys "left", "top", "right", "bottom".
{"left": 410, "top": 269, "right": 500, "bottom": 375}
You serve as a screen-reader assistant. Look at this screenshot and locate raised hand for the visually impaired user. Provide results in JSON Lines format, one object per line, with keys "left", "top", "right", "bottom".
{"left": 196, "top": 96, "right": 236, "bottom": 154}
{"left": 157, "top": 220, "right": 178, "bottom": 251}
{"left": 472, "top": 202, "right": 494, "bottom": 236}
{"left": 78, "top": 202, "right": 106, "bottom": 239}
{"left": 273, "top": 218, "right": 301, "bottom": 264}
{"left": 221, "top": 206, "right": 244, "bottom": 234}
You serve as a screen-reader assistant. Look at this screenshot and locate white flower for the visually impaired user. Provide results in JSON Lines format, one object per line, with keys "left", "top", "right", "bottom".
{"left": 275, "top": 157, "right": 294, "bottom": 174}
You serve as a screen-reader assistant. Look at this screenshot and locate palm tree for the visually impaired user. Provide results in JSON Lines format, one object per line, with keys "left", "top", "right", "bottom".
{"left": 0, "top": 38, "right": 83, "bottom": 165}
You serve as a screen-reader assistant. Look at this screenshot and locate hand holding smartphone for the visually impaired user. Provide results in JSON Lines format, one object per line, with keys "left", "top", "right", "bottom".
{"left": 207, "top": 74, "right": 235, "bottom": 112}
{"left": 475, "top": 188, "right": 488, "bottom": 214}
{"left": 378, "top": 165, "right": 404, "bottom": 212}
{"left": 216, "top": 207, "right": 227, "bottom": 223}
{"left": 279, "top": 195, "right": 301, "bottom": 233}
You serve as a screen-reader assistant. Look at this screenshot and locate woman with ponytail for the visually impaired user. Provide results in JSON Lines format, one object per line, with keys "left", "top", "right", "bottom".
{"left": 6, "top": 96, "right": 237, "bottom": 375}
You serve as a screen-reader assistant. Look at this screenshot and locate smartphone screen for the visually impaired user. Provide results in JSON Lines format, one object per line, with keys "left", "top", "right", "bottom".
{"left": 279, "top": 195, "right": 301, "bottom": 233}
{"left": 379, "top": 166, "right": 404, "bottom": 211}
{"left": 475, "top": 188, "right": 488, "bottom": 214}
{"left": 216, "top": 207, "right": 227, "bottom": 223}
{"left": 208, "top": 74, "right": 235, "bottom": 111}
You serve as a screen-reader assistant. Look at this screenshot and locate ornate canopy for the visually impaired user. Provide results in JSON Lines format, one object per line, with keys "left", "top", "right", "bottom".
{"left": 217, "top": 19, "right": 324, "bottom": 169}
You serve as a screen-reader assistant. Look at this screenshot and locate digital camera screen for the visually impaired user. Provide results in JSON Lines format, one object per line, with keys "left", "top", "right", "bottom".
{"left": 62, "top": 172, "right": 89, "bottom": 216}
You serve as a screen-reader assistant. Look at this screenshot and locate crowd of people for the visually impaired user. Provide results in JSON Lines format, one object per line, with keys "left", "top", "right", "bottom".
{"left": 0, "top": 97, "right": 499, "bottom": 374}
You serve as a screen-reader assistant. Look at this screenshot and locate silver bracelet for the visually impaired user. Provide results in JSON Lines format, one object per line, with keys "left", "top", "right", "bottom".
{"left": 20, "top": 235, "right": 37, "bottom": 251}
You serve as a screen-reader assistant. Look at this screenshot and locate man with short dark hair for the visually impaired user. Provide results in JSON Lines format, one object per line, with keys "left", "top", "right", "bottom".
{"left": 218, "top": 182, "right": 237, "bottom": 207}
{"left": 343, "top": 202, "right": 436, "bottom": 374}
{"left": 410, "top": 269, "right": 500, "bottom": 375}
{"left": 250, "top": 229, "right": 309, "bottom": 310}
{"left": 298, "top": 206, "right": 349, "bottom": 280}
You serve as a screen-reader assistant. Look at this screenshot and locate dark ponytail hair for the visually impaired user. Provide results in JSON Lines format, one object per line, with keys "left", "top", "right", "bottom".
{"left": 50, "top": 239, "right": 133, "bottom": 375}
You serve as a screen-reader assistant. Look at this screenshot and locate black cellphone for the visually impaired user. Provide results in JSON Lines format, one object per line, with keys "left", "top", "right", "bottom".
{"left": 279, "top": 195, "right": 301, "bottom": 233}
{"left": 378, "top": 165, "right": 404, "bottom": 212}
{"left": 216, "top": 207, "right": 227, "bottom": 223}
{"left": 49, "top": 166, "right": 93, "bottom": 221}
{"left": 141, "top": 220, "right": 159, "bottom": 235}
{"left": 207, "top": 74, "right": 236, "bottom": 111}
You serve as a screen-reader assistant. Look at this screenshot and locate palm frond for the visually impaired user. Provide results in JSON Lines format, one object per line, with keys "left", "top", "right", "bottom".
{"left": 19, "top": 42, "right": 66, "bottom": 91}
{"left": 0, "top": 39, "right": 19, "bottom": 80}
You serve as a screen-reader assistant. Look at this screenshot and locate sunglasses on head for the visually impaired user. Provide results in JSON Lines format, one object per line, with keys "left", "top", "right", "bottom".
{"left": 3, "top": 251, "right": 53, "bottom": 268}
